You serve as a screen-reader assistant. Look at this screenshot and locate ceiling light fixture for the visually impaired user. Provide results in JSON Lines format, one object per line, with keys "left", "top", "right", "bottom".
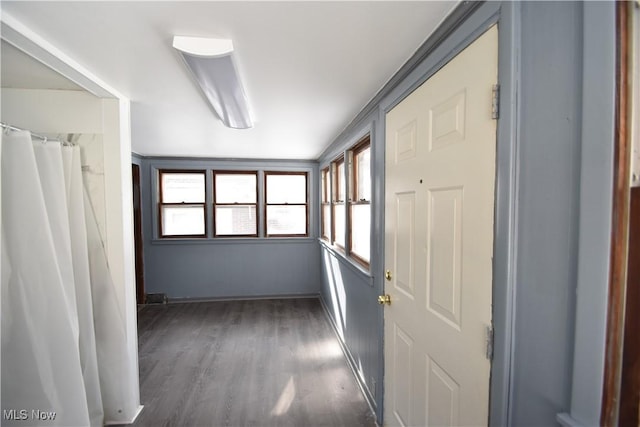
{"left": 173, "top": 36, "right": 253, "bottom": 129}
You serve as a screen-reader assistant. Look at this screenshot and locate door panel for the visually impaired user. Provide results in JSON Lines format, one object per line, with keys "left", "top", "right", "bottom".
{"left": 426, "top": 356, "right": 460, "bottom": 426}
{"left": 427, "top": 187, "right": 463, "bottom": 329}
{"left": 429, "top": 90, "right": 466, "bottom": 150}
{"left": 384, "top": 25, "right": 498, "bottom": 426}
{"left": 393, "top": 324, "right": 414, "bottom": 427}
{"left": 394, "top": 192, "right": 416, "bottom": 299}
{"left": 395, "top": 119, "right": 419, "bottom": 162}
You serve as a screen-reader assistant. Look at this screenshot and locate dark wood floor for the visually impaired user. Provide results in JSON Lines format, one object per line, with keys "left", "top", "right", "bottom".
{"left": 129, "top": 298, "right": 377, "bottom": 427}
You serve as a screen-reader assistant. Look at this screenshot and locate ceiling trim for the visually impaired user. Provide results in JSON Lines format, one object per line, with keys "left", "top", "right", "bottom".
{"left": 1, "top": 12, "right": 125, "bottom": 100}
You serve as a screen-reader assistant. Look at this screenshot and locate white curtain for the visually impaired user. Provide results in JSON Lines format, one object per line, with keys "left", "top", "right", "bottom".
{"left": 1, "top": 130, "right": 134, "bottom": 426}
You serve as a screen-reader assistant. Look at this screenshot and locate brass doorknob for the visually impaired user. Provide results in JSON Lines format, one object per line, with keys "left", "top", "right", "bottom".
{"left": 378, "top": 294, "right": 391, "bottom": 305}
{"left": 385, "top": 270, "right": 392, "bottom": 281}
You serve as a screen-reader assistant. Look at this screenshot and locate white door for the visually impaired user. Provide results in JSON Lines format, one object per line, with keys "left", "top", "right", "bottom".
{"left": 383, "top": 25, "right": 498, "bottom": 426}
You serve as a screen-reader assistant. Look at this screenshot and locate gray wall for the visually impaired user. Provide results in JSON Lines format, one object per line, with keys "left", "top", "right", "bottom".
{"left": 320, "top": 247, "right": 382, "bottom": 409}
{"left": 318, "top": 114, "right": 383, "bottom": 420}
{"left": 135, "top": 156, "right": 321, "bottom": 299}
{"left": 568, "top": 2, "right": 615, "bottom": 425}
{"left": 511, "top": 2, "right": 583, "bottom": 424}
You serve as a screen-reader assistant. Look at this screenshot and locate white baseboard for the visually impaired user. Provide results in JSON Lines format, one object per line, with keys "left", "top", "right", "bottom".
{"left": 104, "top": 405, "right": 144, "bottom": 425}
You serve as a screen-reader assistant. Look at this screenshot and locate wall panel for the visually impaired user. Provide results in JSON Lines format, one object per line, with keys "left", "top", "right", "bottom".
{"left": 138, "top": 157, "right": 320, "bottom": 299}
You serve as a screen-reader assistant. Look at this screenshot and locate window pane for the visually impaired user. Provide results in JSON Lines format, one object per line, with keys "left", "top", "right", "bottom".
{"left": 334, "top": 205, "right": 345, "bottom": 247}
{"left": 215, "top": 205, "right": 257, "bottom": 235}
{"left": 162, "top": 173, "right": 205, "bottom": 203}
{"left": 266, "top": 205, "right": 306, "bottom": 235}
{"left": 351, "top": 204, "right": 370, "bottom": 262}
{"left": 336, "top": 162, "right": 345, "bottom": 201}
{"left": 215, "top": 174, "right": 256, "bottom": 203}
{"left": 321, "top": 169, "right": 329, "bottom": 203}
{"left": 322, "top": 205, "right": 331, "bottom": 239}
{"left": 266, "top": 174, "right": 306, "bottom": 204}
{"left": 356, "top": 147, "right": 371, "bottom": 201}
{"left": 161, "top": 206, "right": 205, "bottom": 236}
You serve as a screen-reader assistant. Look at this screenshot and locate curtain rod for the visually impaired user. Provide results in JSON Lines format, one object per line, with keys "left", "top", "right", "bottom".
{"left": 1, "top": 122, "right": 60, "bottom": 143}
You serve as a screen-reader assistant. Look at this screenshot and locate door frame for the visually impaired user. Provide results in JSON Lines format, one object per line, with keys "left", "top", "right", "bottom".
{"left": 383, "top": 24, "right": 499, "bottom": 425}
{"left": 375, "top": 3, "right": 520, "bottom": 425}
{"left": 602, "top": 1, "right": 639, "bottom": 425}
{"left": 132, "top": 163, "right": 145, "bottom": 305}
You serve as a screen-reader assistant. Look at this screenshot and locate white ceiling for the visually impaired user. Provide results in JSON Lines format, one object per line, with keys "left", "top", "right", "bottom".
{"left": 1, "top": 1, "right": 458, "bottom": 160}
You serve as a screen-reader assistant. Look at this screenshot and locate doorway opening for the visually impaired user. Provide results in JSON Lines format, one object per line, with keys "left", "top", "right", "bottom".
{"left": 132, "top": 163, "right": 145, "bottom": 305}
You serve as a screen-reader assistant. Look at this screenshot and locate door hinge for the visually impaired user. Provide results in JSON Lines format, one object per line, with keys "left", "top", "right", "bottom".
{"left": 491, "top": 84, "right": 500, "bottom": 120}
{"left": 485, "top": 325, "right": 494, "bottom": 361}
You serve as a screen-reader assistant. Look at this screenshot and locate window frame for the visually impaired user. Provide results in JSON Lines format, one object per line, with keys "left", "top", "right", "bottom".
{"left": 331, "top": 155, "right": 346, "bottom": 251}
{"left": 348, "top": 136, "right": 371, "bottom": 268}
{"left": 158, "top": 169, "right": 207, "bottom": 238}
{"left": 320, "top": 167, "right": 331, "bottom": 241}
{"left": 264, "top": 171, "right": 309, "bottom": 238}
{"left": 212, "top": 170, "right": 259, "bottom": 238}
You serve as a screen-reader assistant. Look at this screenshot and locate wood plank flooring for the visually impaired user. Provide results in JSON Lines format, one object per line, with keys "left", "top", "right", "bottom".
{"left": 129, "top": 298, "right": 377, "bottom": 427}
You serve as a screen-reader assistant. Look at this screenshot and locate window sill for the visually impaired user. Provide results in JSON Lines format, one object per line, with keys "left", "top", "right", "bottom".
{"left": 151, "top": 237, "right": 317, "bottom": 245}
{"left": 318, "top": 238, "right": 374, "bottom": 286}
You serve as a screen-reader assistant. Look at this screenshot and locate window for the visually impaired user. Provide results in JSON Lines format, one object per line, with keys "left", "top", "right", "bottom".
{"left": 158, "top": 170, "right": 206, "bottom": 237}
{"left": 213, "top": 171, "right": 258, "bottom": 237}
{"left": 265, "top": 172, "right": 308, "bottom": 237}
{"left": 324, "top": 134, "right": 371, "bottom": 269}
{"left": 332, "top": 156, "right": 346, "bottom": 249}
{"left": 349, "top": 138, "right": 371, "bottom": 266}
{"left": 156, "top": 168, "right": 311, "bottom": 240}
{"left": 321, "top": 167, "right": 331, "bottom": 241}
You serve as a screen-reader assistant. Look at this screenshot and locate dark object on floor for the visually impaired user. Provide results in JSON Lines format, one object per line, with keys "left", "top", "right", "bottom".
{"left": 145, "top": 293, "right": 168, "bottom": 304}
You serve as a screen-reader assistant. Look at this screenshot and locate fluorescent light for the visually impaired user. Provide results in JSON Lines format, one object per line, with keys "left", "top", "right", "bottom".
{"left": 173, "top": 36, "right": 253, "bottom": 129}
{"left": 172, "top": 36, "right": 233, "bottom": 57}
